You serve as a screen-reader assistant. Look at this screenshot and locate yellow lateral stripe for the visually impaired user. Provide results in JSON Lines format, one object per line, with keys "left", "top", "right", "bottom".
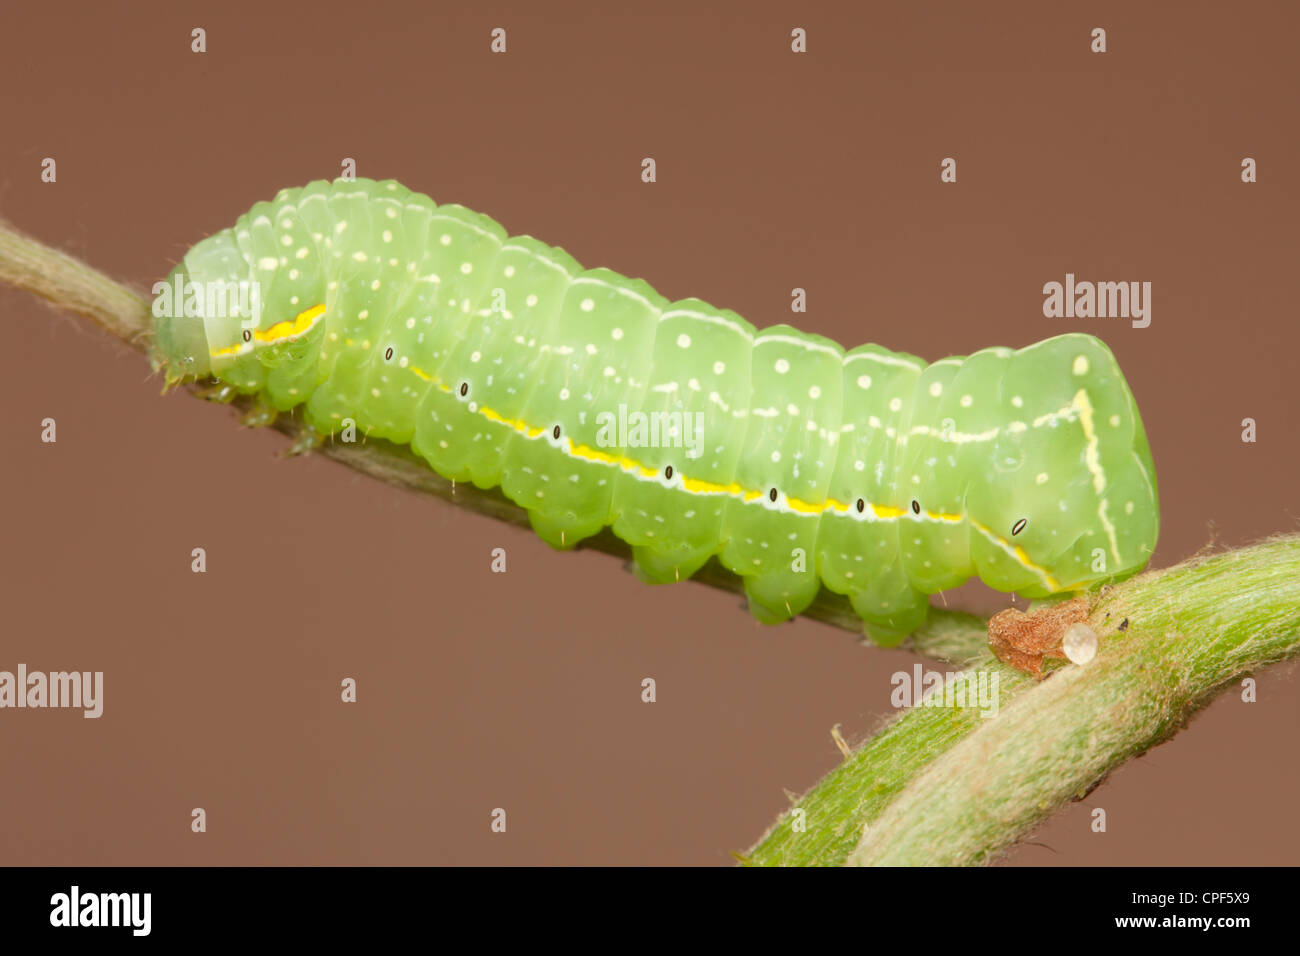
{"left": 385, "top": 359, "right": 1058, "bottom": 585}
{"left": 785, "top": 496, "right": 823, "bottom": 515}
{"left": 969, "top": 519, "right": 1061, "bottom": 592}
{"left": 213, "top": 299, "right": 1075, "bottom": 590}
{"left": 682, "top": 476, "right": 744, "bottom": 496}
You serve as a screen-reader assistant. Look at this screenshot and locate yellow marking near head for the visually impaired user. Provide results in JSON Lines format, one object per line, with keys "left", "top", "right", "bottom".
{"left": 211, "top": 303, "right": 326, "bottom": 358}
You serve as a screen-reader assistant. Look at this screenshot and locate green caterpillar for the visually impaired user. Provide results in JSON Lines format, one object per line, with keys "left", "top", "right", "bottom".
{"left": 151, "top": 177, "right": 1159, "bottom": 644}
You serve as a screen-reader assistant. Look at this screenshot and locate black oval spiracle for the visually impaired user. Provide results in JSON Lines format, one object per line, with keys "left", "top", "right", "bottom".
{"left": 552, "top": 425, "right": 561, "bottom": 440}
{"left": 856, "top": 498, "right": 865, "bottom": 514}
{"left": 664, "top": 465, "right": 673, "bottom": 480}
{"left": 458, "top": 382, "right": 468, "bottom": 397}
{"left": 384, "top": 346, "right": 394, "bottom": 361}
{"left": 242, "top": 329, "right": 252, "bottom": 342}
{"left": 769, "top": 487, "right": 778, "bottom": 503}
{"left": 911, "top": 499, "right": 921, "bottom": 515}
{"left": 1011, "top": 517, "right": 1028, "bottom": 536}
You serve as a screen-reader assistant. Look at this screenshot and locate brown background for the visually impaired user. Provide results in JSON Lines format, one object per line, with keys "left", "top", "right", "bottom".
{"left": 1, "top": 1, "right": 1296, "bottom": 865}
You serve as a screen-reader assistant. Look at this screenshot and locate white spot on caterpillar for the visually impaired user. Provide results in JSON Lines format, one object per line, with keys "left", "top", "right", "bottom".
{"left": 382, "top": 230, "right": 393, "bottom": 242}
{"left": 771, "top": 451, "right": 781, "bottom": 463}
{"left": 611, "top": 327, "right": 623, "bottom": 340}
{"left": 280, "top": 234, "right": 293, "bottom": 246}
{"left": 352, "top": 251, "right": 368, "bottom": 262}
{"left": 440, "top": 234, "right": 451, "bottom": 245}
{"left": 460, "top": 262, "right": 473, "bottom": 274}
{"left": 786, "top": 403, "right": 799, "bottom": 415}
{"left": 405, "top": 318, "right": 416, "bottom": 329}
{"left": 370, "top": 279, "right": 381, "bottom": 290}
{"left": 288, "top": 269, "right": 299, "bottom": 280}
{"left": 335, "top": 221, "right": 348, "bottom": 234}
{"left": 808, "top": 385, "right": 821, "bottom": 399}
{"left": 258, "top": 257, "right": 278, "bottom": 270}
{"left": 559, "top": 388, "right": 570, "bottom": 400}
{"left": 470, "top": 351, "right": 482, "bottom": 363}
{"left": 526, "top": 294, "right": 538, "bottom": 307}
{"left": 1073, "top": 355, "right": 1089, "bottom": 375}
{"left": 581, "top": 298, "right": 595, "bottom": 312}
{"left": 889, "top": 398, "right": 902, "bottom": 412}
{"left": 774, "top": 358, "right": 790, "bottom": 374}
{"left": 1125, "top": 501, "right": 1135, "bottom": 515}
{"left": 504, "top": 265, "right": 515, "bottom": 278}
{"left": 1036, "top": 472, "right": 1049, "bottom": 484}
{"left": 1110, "top": 414, "right": 1121, "bottom": 427}
{"left": 688, "top": 378, "right": 701, "bottom": 391}
{"left": 677, "top": 333, "right": 691, "bottom": 348}
{"left": 713, "top": 361, "right": 726, "bottom": 374}
{"left": 585, "top": 343, "right": 598, "bottom": 355}
{"left": 929, "top": 382, "right": 943, "bottom": 397}
{"left": 295, "top": 246, "right": 310, "bottom": 259}
{"left": 857, "top": 374, "right": 872, "bottom": 389}
{"left": 1011, "top": 395, "right": 1024, "bottom": 407}
{"left": 960, "top": 394, "right": 973, "bottom": 407}
{"left": 604, "top": 366, "right": 616, "bottom": 377}
{"left": 359, "top": 310, "right": 369, "bottom": 319}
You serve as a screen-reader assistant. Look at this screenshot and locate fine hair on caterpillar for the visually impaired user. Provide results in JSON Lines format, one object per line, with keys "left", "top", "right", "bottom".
{"left": 152, "top": 176, "right": 1160, "bottom": 645}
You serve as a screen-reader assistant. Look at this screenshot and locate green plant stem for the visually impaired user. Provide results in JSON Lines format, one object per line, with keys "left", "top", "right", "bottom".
{"left": 745, "top": 535, "right": 1300, "bottom": 865}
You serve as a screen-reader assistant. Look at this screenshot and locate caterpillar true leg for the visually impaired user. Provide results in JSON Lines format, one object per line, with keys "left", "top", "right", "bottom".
{"left": 283, "top": 423, "right": 323, "bottom": 458}
{"left": 239, "top": 396, "right": 279, "bottom": 428}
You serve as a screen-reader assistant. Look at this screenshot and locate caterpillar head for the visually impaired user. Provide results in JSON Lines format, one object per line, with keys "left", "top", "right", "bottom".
{"left": 151, "top": 224, "right": 326, "bottom": 387}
